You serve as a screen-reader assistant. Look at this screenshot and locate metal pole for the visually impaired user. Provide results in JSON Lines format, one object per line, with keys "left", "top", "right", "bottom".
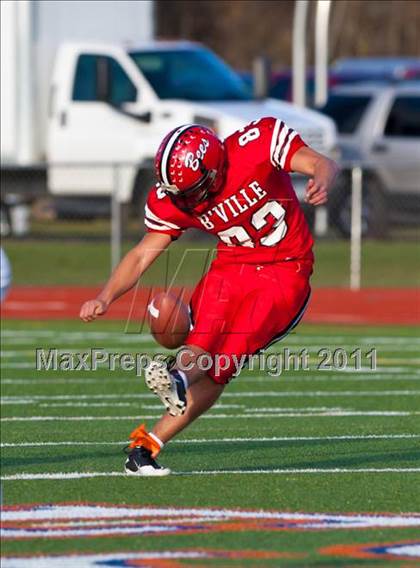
{"left": 253, "top": 55, "right": 270, "bottom": 99}
{"left": 292, "top": 0, "right": 309, "bottom": 107}
{"left": 350, "top": 166, "right": 362, "bottom": 290}
{"left": 111, "top": 165, "right": 122, "bottom": 271}
{"left": 314, "top": 0, "right": 332, "bottom": 108}
{"left": 313, "top": 0, "right": 332, "bottom": 236}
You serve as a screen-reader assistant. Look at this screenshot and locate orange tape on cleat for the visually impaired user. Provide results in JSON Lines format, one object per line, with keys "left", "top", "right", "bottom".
{"left": 128, "top": 423, "right": 161, "bottom": 457}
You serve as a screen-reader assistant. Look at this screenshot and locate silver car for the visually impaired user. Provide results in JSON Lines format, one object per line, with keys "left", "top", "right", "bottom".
{"left": 319, "top": 82, "right": 420, "bottom": 236}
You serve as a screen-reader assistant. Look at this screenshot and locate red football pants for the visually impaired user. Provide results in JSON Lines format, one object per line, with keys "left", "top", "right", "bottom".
{"left": 185, "top": 259, "right": 312, "bottom": 384}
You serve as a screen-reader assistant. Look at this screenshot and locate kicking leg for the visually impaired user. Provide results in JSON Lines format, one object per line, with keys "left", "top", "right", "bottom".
{"left": 124, "top": 373, "right": 223, "bottom": 476}
{"left": 152, "top": 373, "right": 224, "bottom": 443}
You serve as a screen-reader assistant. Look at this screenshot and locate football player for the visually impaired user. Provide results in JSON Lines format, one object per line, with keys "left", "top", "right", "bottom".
{"left": 80, "top": 118, "right": 339, "bottom": 475}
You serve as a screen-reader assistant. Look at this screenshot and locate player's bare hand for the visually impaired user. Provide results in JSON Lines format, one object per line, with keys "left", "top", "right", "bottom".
{"left": 80, "top": 299, "right": 108, "bottom": 322}
{"left": 304, "top": 179, "right": 328, "bottom": 206}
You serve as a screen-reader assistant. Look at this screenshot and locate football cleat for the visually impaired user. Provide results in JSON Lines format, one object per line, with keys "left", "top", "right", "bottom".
{"left": 124, "top": 445, "right": 171, "bottom": 476}
{"left": 145, "top": 360, "right": 187, "bottom": 416}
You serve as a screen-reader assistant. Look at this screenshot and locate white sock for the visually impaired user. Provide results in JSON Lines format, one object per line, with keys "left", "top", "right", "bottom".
{"left": 148, "top": 431, "right": 164, "bottom": 449}
{"left": 175, "top": 369, "right": 189, "bottom": 391}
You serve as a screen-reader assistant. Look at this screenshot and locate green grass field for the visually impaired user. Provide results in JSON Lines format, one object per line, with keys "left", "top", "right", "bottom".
{"left": 4, "top": 237, "right": 420, "bottom": 287}
{"left": 1, "top": 319, "right": 419, "bottom": 566}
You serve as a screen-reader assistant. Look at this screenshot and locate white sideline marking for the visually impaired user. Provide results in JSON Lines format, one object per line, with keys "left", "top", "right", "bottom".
{"left": 0, "top": 378, "right": 139, "bottom": 384}
{"left": 2, "top": 390, "right": 420, "bottom": 404}
{"left": 2, "top": 345, "right": 419, "bottom": 359}
{"left": 2, "top": 434, "right": 419, "bottom": 448}
{"left": 227, "top": 390, "right": 420, "bottom": 397}
{"left": 2, "top": 374, "right": 420, "bottom": 383}
{"left": 1, "top": 552, "right": 228, "bottom": 566}
{"left": 387, "top": 544, "right": 420, "bottom": 558}
{"left": 1, "top": 330, "right": 154, "bottom": 342}
{"left": 38, "top": 402, "right": 135, "bottom": 408}
{"left": 36, "top": 402, "right": 246, "bottom": 409}
{"left": 2, "top": 410, "right": 420, "bottom": 422}
{"left": 2, "top": 468, "right": 420, "bottom": 481}
{"left": 241, "top": 374, "right": 420, "bottom": 382}
{"left": 2, "top": 503, "right": 419, "bottom": 523}
{"left": 2, "top": 330, "right": 419, "bottom": 347}
{"left": 1, "top": 364, "right": 34, "bottom": 369}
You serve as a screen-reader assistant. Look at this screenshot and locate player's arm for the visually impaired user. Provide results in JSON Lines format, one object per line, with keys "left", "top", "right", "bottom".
{"left": 290, "top": 146, "right": 340, "bottom": 206}
{"left": 80, "top": 232, "right": 172, "bottom": 322}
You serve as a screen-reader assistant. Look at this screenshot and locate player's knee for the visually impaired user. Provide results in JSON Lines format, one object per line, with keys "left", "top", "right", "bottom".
{"left": 176, "top": 344, "right": 211, "bottom": 385}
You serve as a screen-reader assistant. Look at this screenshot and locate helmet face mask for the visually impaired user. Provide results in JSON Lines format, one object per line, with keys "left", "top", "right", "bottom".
{"left": 163, "top": 168, "right": 218, "bottom": 211}
{"left": 155, "top": 124, "right": 225, "bottom": 212}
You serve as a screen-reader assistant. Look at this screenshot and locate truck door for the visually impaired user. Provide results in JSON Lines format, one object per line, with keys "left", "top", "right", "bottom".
{"left": 48, "top": 52, "right": 154, "bottom": 200}
{"left": 369, "top": 94, "right": 420, "bottom": 196}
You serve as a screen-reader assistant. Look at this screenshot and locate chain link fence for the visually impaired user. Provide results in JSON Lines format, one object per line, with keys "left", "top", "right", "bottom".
{"left": 1, "top": 162, "right": 419, "bottom": 290}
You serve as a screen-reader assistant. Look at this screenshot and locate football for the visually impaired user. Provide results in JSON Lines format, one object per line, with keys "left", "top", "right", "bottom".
{"left": 147, "top": 292, "right": 191, "bottom": 349}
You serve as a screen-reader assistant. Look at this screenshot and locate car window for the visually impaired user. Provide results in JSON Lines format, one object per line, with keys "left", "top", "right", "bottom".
{"left": 129, "top": 48, "right": 251, "bottom": 101}
{"left": 108, "top": 58, "right": 137, "bottom": 105}
{"left": 384, "top": 96, "right": 420, "bottom": 137}
{"left": 72, "top": 55, "right": 97, "bottom": 101}
{"left": 73, "top": 54, "right": 137, "bottom": 104}
{"left": 319, "top": 95, "right": 372, "bottom": 134}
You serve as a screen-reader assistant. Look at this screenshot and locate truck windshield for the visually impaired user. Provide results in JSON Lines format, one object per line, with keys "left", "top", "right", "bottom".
{"left": 129, "top": 48, "right": 252, "bottom": 101}
{"left": 319, "top": 94, "right": 372, "bottom": 134}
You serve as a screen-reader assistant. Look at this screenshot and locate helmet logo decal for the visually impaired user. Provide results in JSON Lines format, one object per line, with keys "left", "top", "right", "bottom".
{"left": 184, "top": 138, "right": 210, "bottom": 172}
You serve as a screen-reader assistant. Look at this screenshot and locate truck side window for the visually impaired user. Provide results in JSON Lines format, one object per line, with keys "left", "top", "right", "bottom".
{"left": 384, "top": 96, "right": 420, "bottom": 137}
{"left": 72, "top": 54, "right": 137, "bottom": 105}
{"left": 73, "top": 55, "right": 97, "bottom": 101}
{"left": 108, "top": 58, "right": 137, "bottom": 106}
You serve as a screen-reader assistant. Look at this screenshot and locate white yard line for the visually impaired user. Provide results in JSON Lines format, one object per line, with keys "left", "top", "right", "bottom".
{"left": 3, "top": 347, "right": 420, "bottom": 357}
{"left": 1, "top": 364, "right": 35, "bottom": 369}
{"left": 2, "top": 410, "right": 419, "bottom": 422}
{"left": 241, "top": 374, "right": 420, "bottom": 382}
{"left": 225, "top": 390, "right": 420, "bottom": 397}
{"left": 2, "top": 467, "right": 420, "bottom": 480}
{"left": 1, "top": 330, "right": 154, "bottom": 342}
{"left": 3, "top": 330, "right": 419, "bottom": 343}
{"left": 2, "top": 434, "right": 419, "bottom": 448}
{"left": 0, "top": 378, "right": 140, "bottom": 384}
{"left": 37, "top": 404, "right": 338, "bottom": 410}
{"left": 2, "top": 373, "right": 420, "bottom": 382}
{"left": 2, "top": 390, "right": 420, "bottom": 404}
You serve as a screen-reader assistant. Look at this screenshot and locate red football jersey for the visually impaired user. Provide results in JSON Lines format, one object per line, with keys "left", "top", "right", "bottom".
{"left": 144, "top": 117, "right": 314, "bottom": 264}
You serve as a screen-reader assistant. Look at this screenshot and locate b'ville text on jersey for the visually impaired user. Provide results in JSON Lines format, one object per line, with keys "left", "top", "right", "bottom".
{"left": 198, "top": 181, "right": 267, "bottom": 230}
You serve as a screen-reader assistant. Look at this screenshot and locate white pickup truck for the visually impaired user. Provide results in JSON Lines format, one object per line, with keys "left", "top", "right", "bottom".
{"left": 47, "top": 41, "right": 337, "bottom": 210}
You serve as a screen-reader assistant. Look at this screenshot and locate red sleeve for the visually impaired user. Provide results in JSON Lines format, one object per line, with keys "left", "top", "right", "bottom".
{"left": 144, "top": 185, "right": 187, "bottom": 239}
{"left": 227, "top": 117, "right": 306, "bottom": 174}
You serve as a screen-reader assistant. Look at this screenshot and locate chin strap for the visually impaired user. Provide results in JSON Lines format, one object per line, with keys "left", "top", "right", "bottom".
{"left": 127, "top": 423, "right": 162, "bottom": 457}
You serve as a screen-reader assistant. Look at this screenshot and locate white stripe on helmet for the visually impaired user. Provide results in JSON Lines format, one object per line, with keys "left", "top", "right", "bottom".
{"left": 160, "top": 124, "right": 193, "bottom": 185}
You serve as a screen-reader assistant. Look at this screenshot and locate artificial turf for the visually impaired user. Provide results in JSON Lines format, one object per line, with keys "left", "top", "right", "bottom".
{"left": 1, "top": 320, "right": 419, "bottom": 566}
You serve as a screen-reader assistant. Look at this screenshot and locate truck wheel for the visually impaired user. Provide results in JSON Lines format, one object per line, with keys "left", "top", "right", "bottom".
{"left": 328, "top": 172, "right": 388, "bottom": 238}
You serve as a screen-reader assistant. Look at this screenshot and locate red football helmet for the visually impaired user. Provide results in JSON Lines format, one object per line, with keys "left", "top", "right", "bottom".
{"left": 155, "top": 124, "right": 225, "bottom": 211}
